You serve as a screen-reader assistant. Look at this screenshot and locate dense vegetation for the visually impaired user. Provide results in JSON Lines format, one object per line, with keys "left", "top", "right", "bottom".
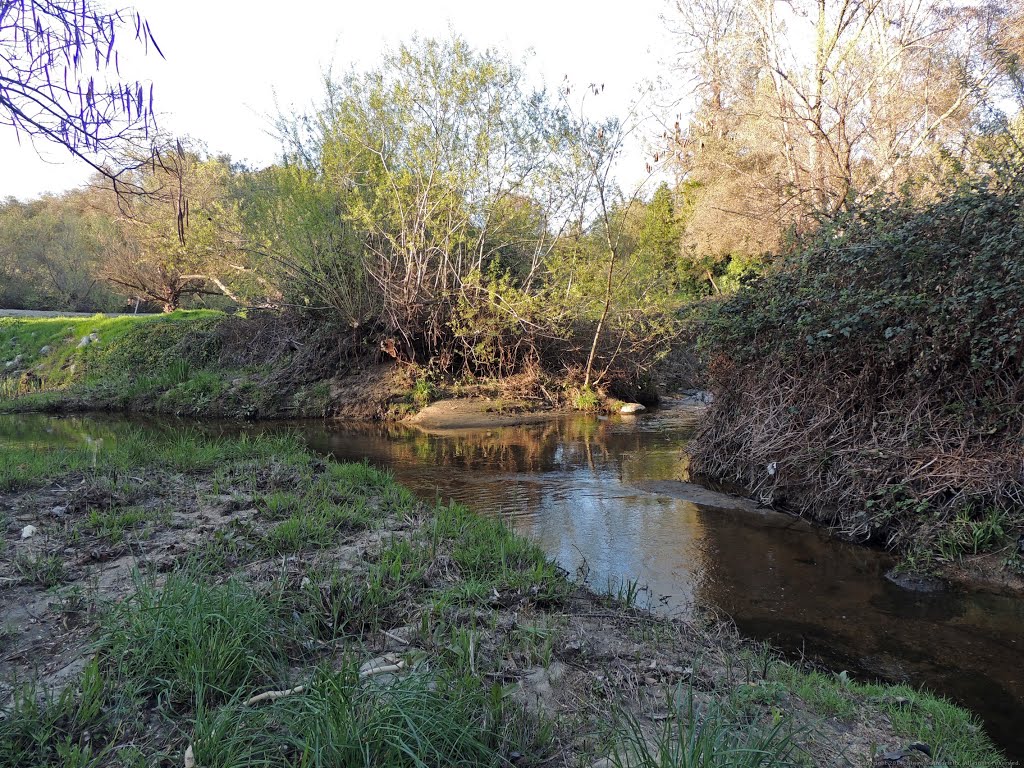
{"left": 691, "top": 169, "right": 1024, "bottom": 571}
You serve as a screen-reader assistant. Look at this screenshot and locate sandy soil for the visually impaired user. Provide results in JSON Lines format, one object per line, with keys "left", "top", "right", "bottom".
{"left": 405, "top": 398, "right": 568, "bottom": 431}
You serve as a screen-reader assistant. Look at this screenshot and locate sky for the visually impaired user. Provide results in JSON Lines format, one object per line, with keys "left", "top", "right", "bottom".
{"left": 1, "top": 0, "right": 679, "bottom": 200}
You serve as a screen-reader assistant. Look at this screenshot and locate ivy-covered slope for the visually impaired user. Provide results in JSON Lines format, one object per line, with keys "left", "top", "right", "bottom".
{"left": 691, "top": 176, "right": 1024, "bottom": 576}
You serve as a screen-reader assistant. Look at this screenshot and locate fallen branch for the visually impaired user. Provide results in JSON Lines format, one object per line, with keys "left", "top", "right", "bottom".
{"left": 382, "top": 629, "right": 410, "bottom": 645}
{"left": 242, "top": 659, "right": 407, "bottom": 708}
{"left": 360, "top": 660, "right": 406, "bottom": 678}
{"left": 244, "top": 684, "right": 305, "bottom": 707}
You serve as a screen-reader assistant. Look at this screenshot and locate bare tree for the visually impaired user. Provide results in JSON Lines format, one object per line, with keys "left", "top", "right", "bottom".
{"left": 1, "top": 0, "right": 161, "bottom": 185}
{"left": 665, "top": 0, "right": 1018, "bottom": 251}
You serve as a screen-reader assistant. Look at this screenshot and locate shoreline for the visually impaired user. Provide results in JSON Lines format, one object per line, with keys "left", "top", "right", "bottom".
{"left": 0, "top": 430, "right": 1008, "bottom": 766}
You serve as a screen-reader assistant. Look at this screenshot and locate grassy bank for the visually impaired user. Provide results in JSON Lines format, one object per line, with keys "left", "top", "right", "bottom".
{"left": 0, "top": 427, "right": 1008, "bottom": 767}
{"left": 0, "top": 311, "right": 650, "bottom": 425}
{"left": 0, "top": 311, "right": 368, "bottom": 420}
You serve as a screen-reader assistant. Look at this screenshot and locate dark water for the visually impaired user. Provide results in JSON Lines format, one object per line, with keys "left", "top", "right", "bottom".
{"left": 3, "top": 409, "right": 1023, "bottom": 761}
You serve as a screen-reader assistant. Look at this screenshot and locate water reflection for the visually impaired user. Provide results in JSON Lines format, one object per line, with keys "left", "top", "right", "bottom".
{"left": 302, "top": 411, "right": 1024, "bottom": 762}
{"left": 2, "top": 410, "right": 1022, "bottom": 761}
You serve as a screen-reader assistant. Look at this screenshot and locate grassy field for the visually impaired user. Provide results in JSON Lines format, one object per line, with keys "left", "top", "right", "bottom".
{"left": 0, "top": 429, "right": 1008, "bottom": 767}
{"left": 0, "top": 311, "right": 342, "bottom": 419}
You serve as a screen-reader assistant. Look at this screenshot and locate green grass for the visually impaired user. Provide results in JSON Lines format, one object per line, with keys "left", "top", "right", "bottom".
{"left": 766, "top": 662, "right": 1006, "bottom": 768}
{"left": 0, "top": 311, "right": 281, "bottom": 417}
{"left": 0, "top": 427, "right": 310, "bottom": 491}
{"left": 0, "top": 659, "right": 119, "bottom": 768}
{"left": 102, "top": 571, "right": 285, "bottom": 706}
{"left": 15, "top": 549, "right": 67, "bottom": 587}
{"left": 608, "top": 685, "right": 800, "bottom": 768}
{"left": 80, "top": 506, "right": 169, "bottom": 543}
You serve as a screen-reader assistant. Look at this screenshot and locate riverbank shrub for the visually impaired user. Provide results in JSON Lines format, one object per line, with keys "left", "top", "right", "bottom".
{"left": 690, "top": 170, "right": 1024, "bottom": 562}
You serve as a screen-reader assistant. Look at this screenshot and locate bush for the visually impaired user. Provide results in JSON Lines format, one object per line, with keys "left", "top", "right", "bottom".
{"left": 691, "top": 172, "right": 1024, "bottom": 557}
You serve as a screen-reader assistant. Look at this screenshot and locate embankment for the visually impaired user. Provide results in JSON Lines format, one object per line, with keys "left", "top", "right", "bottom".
{"left": 0, "top": 310, "right": 413, "bottom": 420}
{"left": 689, "top": 178, "right": 1024, "bottom": 590}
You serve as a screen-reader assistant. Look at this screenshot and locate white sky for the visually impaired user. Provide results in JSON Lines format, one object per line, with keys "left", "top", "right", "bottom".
{"left": 1, "top": 0, "right": 678, "bottom": 200}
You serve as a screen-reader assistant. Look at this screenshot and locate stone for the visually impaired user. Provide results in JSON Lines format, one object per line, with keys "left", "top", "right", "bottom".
{"left": 620, "top": 403, "right": 646, "bottom": 414}
{"left": 21, "top": 524, "right": 37, "bottom": 539}
{"left": 39, "top": 345, "right": 51, "bottom": 355}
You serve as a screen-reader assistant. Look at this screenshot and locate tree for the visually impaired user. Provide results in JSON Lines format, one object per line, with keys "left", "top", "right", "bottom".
{"left": 282, "top": 36, "right": 569, "bottom": 369}
{"left": 1, "top": 0, "right": 161, "bottom": 182}
{"left": 0, "top": 189, "right": 124, "bottom": 311}
{"left": 665, "top": 0, "right": 1018, "bottom": 257}
{"left": 102, "top": 146, "right": 249, "bottom": 311}
{"left": 549, "top": 88, "right": 681, "bottom": 392}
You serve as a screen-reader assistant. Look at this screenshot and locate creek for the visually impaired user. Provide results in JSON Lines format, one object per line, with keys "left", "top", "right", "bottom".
{"left": 2, "top": 406, "right": 1022, "bottom": 761}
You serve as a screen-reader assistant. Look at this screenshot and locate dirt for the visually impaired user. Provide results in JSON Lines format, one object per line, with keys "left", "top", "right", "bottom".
{"left": 405, "top": 398, "right": 567, "bottom": 431}
{"left": 326, "top": 362, "right": 413, "bottom": 421}
{"left": 941, "top": 552, "right": 1024, "bottom": 597}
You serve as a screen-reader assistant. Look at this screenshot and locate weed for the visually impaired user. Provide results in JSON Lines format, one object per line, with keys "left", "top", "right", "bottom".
{"left": 935, "top": 505, "right": 1009, "bottom": 561}
{"left": 81, "top": 506, "right": 166, "bottom": 543}
{"left": 102, "top": 571, "right": 283, "bottom": 705}
{"left": 0, "top": 660, "right": 119, "bottom": 767}
{"left": 608, "top": 684, "right": 799, "bottom": 767}
{"left": 411, "top": 377, "right": 437, "bottom": 408}
{"left": 572, "top": 386, "right": 600, "bottom": 412}
{"left": 16, "top": 549, "right": 67, "bottom": 587}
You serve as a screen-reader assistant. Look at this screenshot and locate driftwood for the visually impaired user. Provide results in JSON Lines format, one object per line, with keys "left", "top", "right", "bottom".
{"left": 185, "top": 658, "right": 408, "bottom": 766}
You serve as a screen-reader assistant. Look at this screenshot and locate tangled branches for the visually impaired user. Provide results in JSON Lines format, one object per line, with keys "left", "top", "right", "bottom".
{"left": 0, "top": 0, "right": 161, "bottom": 181}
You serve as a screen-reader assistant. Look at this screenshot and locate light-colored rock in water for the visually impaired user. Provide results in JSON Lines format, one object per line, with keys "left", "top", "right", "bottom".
{"left": 620, "top": 403, "right": 646, "bottom": 414}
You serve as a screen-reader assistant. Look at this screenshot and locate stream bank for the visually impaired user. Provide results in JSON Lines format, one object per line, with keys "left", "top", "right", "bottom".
{"left": 0, "top": 423, "right": 1007, "bottom": 767}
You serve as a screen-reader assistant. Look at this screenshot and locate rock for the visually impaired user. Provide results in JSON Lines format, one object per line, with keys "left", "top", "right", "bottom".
{"left": 514, "top": 662, "right": 566, "bottom": 715}
{"left": 5, "top": 354, "right": 22, "bottom": 368}
{"left": 21, "top": 524, "right": 38, "bottom": 539}
{"left": 620, "top": 403, "right": 646, "bottom": 414}
{"left": 39, "top": 345, "right": 51, "bottom": 355}
{"left": 884, "top": 569, "right": 947, "bottom": 592}
{"left": 907, "top": 742, "right": 931, "bottom": 757}
{"left": 77, "top": 335, "right": 92, "bottom": 348}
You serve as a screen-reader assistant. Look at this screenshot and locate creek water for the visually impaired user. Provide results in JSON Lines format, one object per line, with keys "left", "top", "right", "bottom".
{"left": 3, "top": 407, "right": 1023, "bottom": 761}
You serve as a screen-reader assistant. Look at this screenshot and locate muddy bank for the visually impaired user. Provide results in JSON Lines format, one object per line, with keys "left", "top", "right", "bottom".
{"left": 404, "top": 398, "right": 567, "bottom": 431}
{"left": 0, "top": 431, "right": 1006, "bottom": 767}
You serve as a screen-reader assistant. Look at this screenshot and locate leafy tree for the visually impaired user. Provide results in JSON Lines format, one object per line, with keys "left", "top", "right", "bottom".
{"left": 0, "top": 190, "right": 122, "bottom": 311}
{"left": 281, "top": 35, "right": 568, "bottom": 370}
